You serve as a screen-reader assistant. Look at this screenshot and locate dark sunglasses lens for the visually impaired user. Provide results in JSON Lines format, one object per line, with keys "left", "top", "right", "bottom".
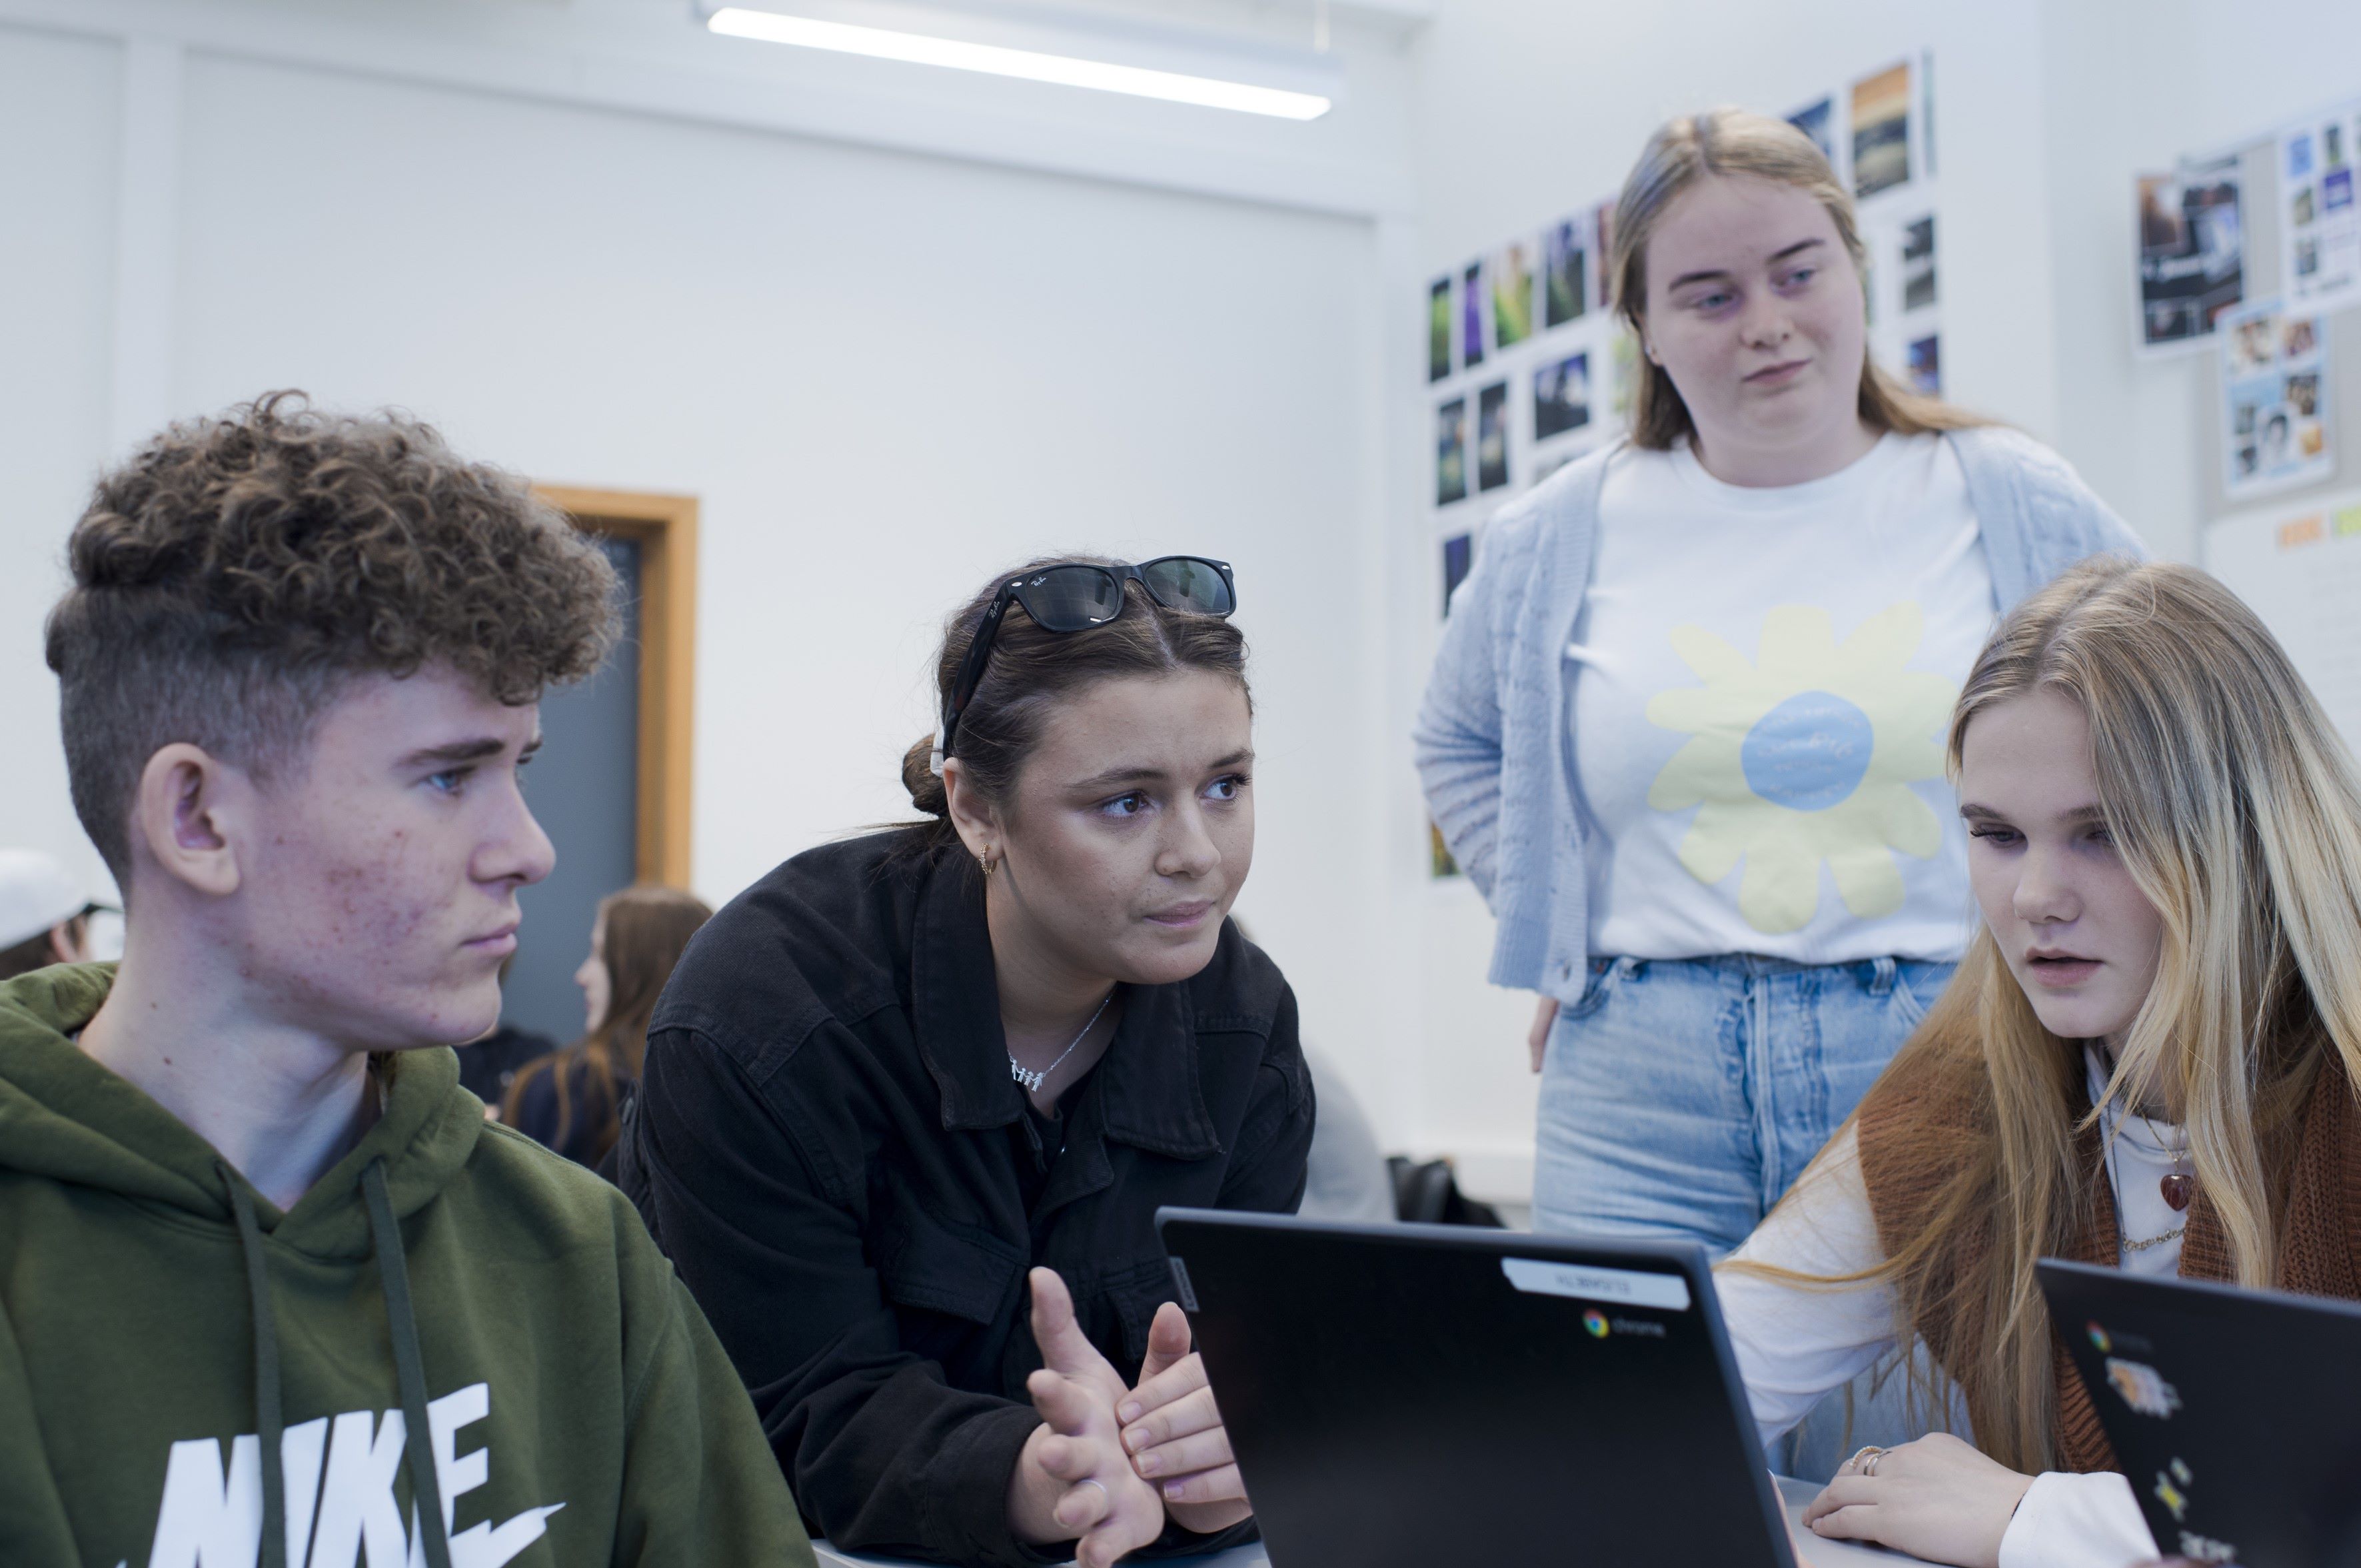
{"left": 1018, "top": 566, "right": 1124, "bottom": 630}
{"left": 1140, "top": 558, "right": 1234, "bottom": 615}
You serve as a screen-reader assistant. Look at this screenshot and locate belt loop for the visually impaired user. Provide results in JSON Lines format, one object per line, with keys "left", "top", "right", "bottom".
{"left": 1866, "top": 955, "right": 1897, "bottom": 996}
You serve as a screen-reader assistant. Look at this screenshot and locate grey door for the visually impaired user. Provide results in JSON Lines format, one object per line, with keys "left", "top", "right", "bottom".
{"left": 504, "top": 532, "right": 642, "bottom": 1046}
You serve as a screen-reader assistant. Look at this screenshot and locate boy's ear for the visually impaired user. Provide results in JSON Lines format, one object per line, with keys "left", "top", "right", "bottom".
{"left": 130, "top": 742, "right": 246, "bottom": 900}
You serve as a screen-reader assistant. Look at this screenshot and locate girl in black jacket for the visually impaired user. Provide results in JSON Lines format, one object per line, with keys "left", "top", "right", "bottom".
{"left": 619, "top": 556, "right": 1312, "bottom": 1567}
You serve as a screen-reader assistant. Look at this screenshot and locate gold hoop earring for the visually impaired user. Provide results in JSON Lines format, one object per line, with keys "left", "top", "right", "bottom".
{"left": 980, "top": 847, "right": 998, "bottom": 876}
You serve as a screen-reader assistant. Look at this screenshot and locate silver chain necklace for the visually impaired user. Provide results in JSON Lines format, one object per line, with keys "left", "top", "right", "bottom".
{"left": 1009, "top": 991, "right": 1112, "bottom": 1096}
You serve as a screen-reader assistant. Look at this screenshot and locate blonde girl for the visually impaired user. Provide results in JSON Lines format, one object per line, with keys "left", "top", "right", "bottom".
{"left": 1720, "top": 557, "right": 2361, "bottom": 1567}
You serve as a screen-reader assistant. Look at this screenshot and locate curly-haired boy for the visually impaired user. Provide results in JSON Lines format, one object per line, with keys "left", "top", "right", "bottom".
{"left": 0, "top": 394, "right": 815, "bottom": 1568}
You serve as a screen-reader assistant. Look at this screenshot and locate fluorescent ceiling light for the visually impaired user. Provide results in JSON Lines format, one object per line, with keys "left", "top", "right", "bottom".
{"left": 707, "top": 5, "right": 1333, "bottom": 120}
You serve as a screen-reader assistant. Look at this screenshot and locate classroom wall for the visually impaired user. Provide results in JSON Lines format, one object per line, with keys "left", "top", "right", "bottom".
{"left": 1387, "top": 0, "right": 2361, "bottom": 1201}
{"left": 0, "top": 0, "right": 1419, "bottom": 1138}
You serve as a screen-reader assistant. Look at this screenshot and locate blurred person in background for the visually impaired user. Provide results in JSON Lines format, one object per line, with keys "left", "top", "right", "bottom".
{"left": 0, "top": 850, "right": 107, "bottom": 982}
{"left": 458, "top": 954, "right": 560, "bottom": 1114}
{"left": 504, "top": 884, "right": 712, "bottom": 1166}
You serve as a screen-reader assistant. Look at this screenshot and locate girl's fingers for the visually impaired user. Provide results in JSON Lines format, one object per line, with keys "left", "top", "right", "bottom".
{"left": 1119, "top": 1351, "right": 1208, "bottom": 1423}
{"left": 1155, "top": 1462, "right": 1245, "bottom": 1506}
{"left": 1800, "top": 1475, "right": 1875, "bottom": 1527}
{"left": 1122, "top": 1383, "right": 1221, "bottom": 1449}
{"left": 1135, "top": 1301, "right": 1192, "bottom": 1386}
{"left": 1027, "top": 1371, "right": 1104, "bottom": 1452}
{"left": 1807, "top": 1503, "right": 1881, "bottom": 1541}
{"left": 1128, "top": 1421, "right": 1232, "bottom": 1480}
{"left": 1052, "top": 1477, "right": 1112, "bottom": 1533}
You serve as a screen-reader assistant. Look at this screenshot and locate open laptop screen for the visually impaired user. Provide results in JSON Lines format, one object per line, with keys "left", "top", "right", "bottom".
{"left": 1158, "top": 1209, "right": 1795, "bottom": 1568}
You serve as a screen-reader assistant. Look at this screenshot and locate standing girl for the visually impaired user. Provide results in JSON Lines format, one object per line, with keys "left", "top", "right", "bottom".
{"left": 1417, "top": 108, "right": 2141, "bottom": 1247}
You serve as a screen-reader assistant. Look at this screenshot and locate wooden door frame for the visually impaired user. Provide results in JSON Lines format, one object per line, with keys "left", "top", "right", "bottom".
{"left": 533, "top": 485, "right": 698, "bottom": 890}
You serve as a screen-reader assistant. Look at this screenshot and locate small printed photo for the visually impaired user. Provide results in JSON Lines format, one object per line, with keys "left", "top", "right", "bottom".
{"left": 1428, "top": 819, "right": 1459, "bottom": 880}
{"left": 1545, "top": 217, "right": 1590, "bottom": 329}
{"left": 1428, "top": 277, "right": 1452, "bottom": 383}
{"left": 1461, "top": 261, "right": 1488, "bottom": 369}
{"left": 1533, "top": 351, "right": 1591, "bottom": 440}
{"left": 1441, "top": 531, "right": 1473, "bottom": 617}
{"left": 2258, "top": 406, "right": 2295, "bottom": 468}
{"left": 2293, "top": 185, "right": 2317, "bottom": 228}
{"left": 2136, "top": 163, "right": 2244, "bottom": 349}
{"left": 2328, "top": 168, "right": 2355, "bottom": 212}
{"left": 2290, "top": 131, "right": 2316, "bottom": 181}
{"left": 1906, "top": 334, "right": 1941, "bottom": 395}
{"left": 1901, "top": 215, "right": 1937, "bottom": 311}
{"left": 1787, "top": 97, "right": 1835, "bottom": 163}
{"left": 2328, "top": 120, "right": 2348, "bottom": 169}
{"left": 1492, "top": 241, "right": 1537, "bottom": 350}
{"left": 2228, "top": 315, "right": 2276, "bottom": 377}
{"left": 2222, "top": 301, "right": 2333, "bottom": 498}
{"left": 1851, "top": 61, "right": 1911, "bottom": 199}
{"left": 1476, "top": 382, "right": 1510, "bottom": 492}
{"left": 1435, "top": 397, "right": 1469, "bottom": 506}
{"left": 2296, "top": 237, "right": 2320, "bottom": 279}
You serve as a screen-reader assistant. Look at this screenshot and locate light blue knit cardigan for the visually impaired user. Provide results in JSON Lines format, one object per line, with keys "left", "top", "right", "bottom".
{"left": 1414, "top": 428, "right": 2147, "bottom": 1004}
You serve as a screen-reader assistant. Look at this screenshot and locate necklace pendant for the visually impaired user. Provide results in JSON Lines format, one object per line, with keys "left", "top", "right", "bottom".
{"left": 1009, "top": 1059, "right": 1044, "bottom": 1093}
{"left": 2160, "top": 1172, "right": 2194, "bottom": 1213}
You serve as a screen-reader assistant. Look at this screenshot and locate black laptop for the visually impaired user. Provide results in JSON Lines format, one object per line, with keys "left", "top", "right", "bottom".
{"left": 2039, "top": 1258, "right": 2361, "bottom": 1567}
{"left": 1156, "top": 1208, "right": 1799, "bottom": 1568}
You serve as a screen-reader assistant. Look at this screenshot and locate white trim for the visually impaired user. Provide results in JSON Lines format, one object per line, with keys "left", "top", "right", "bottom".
{"left": 0, "top": 0, "right": 1411, "bottom": 219}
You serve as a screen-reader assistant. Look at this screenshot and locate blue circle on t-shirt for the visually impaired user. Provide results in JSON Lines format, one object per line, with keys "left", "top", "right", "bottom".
{"left": 1741, "top": 691, "right": 1875, "bottom": 811}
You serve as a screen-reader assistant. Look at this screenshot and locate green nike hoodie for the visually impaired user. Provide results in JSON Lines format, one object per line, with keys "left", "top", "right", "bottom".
{"left": 0, "top": 964, "right": 816, "bottom": 1568}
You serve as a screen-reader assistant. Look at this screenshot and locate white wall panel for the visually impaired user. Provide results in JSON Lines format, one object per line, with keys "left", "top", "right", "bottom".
{"left": 167, "top": 53, "right": 1393, "bottom": 1105}
{"left": 0, "top": 24, "right": 123, "bottom": 898}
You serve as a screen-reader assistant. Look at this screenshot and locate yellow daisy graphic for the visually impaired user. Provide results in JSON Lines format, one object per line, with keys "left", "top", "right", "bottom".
{"left": 1644, "top": 602, "right": 1956, "bottom": 934}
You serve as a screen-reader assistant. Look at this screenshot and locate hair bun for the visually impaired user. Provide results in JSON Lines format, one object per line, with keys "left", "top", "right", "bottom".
{"left": 901, "top": 733, "right": 950, "bottom": 818}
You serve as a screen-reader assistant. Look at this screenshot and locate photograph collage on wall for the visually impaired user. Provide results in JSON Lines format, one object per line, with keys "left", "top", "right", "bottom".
{"left": 2134, "top": 155, "right": 2248, "bottom": 355}
{"left": 2281, "top": 102, "right": 2361, "bottom": 315}
{"left": 1420, "top": 51, "right": 1939, "bottom": 876}
{"left": 2221, "top": 299, "right": 2334, "bottom": 500}
{"left": 1838, "top": 56, "right": 1941, "bottom": 395}
{"left": 1427, "top": 191, "right": 1621, "bottom": 532}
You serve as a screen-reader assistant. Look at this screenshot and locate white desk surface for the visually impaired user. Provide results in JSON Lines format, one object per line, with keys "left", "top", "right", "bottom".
{"left": 810, "top": 1477, "right": 1927, "bottom": 1567}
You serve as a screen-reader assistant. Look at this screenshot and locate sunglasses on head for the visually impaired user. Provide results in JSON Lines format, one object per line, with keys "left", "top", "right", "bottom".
{"left": 930, "top": 556, "right": 1237, "bottom": 773}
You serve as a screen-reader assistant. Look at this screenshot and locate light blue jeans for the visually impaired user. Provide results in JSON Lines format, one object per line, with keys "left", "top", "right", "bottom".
{"left": 1534, "top": 953, "right": 1959, "bottom": 1480}
{"left": 1535, "top": 954, "right": 1953, "bottom": 1245}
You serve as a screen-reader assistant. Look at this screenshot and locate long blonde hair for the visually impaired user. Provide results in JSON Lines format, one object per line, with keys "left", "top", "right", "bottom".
{"left": 1608, "top": 108, "right": 1987, "bottom": 450}
{"left": 1753, "top": 558, "right": 2361, "bottom": 1471}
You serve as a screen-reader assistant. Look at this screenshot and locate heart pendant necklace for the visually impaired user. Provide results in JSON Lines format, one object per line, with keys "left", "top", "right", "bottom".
{"left": 2138, "top": 1106, "right": 2194, "bottom": 1213}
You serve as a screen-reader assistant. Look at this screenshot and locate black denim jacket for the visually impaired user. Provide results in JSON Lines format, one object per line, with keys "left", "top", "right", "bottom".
{"left": 616, "top": 829, "right": 1313, "bottom": 1566}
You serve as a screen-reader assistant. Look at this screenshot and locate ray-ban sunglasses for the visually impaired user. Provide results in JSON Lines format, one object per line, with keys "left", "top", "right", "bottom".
{"left": 929, "top": 556, "right": 1237, "bottom": 773}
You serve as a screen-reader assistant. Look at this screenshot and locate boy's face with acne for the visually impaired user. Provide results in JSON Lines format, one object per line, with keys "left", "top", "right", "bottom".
{"left": 223, "top": 664, "right": 554, "bottom": 1051}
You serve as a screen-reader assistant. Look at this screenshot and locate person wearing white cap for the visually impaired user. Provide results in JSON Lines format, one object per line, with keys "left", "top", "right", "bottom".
{"left": 0, "top": 849, "right": 103, "bottom": 981}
